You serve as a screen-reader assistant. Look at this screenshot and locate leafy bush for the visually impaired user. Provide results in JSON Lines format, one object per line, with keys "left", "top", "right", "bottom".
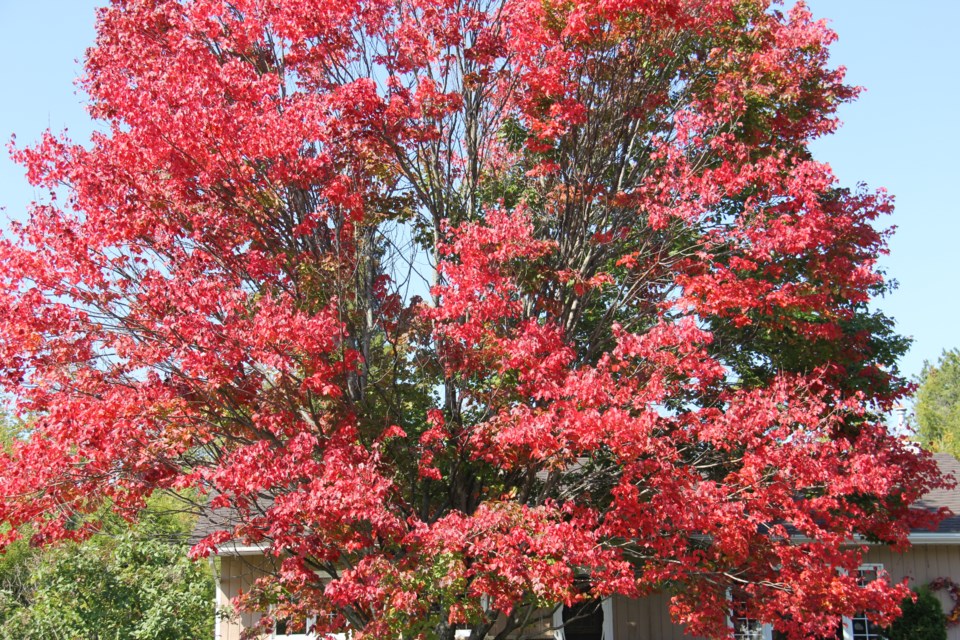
{"left": 0, "top": 494, "right": 213, "bottom": 639}
{"left": 886, "top": 586, "right": 948, "bottom": 640}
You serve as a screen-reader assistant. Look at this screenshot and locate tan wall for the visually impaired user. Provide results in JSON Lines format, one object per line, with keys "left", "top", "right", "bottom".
{"left": 862, "top": 544, "right": 960, "bottom": 640}
{"left": 215, "top": 552, "right": 557, "bottom": 640}
{"left": 217, "top": 554, "right": 281, "bottom": 640}
{"left": 613, "top": 544, "right": 960, "bottom": 640}
{"left": 216, "top": 545, "right": 960, "bottom": 639}
{"left": 612, "top": 591, "right": 695, "bottom": 640}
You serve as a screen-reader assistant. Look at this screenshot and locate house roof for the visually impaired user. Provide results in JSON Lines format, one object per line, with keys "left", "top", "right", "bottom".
{"left": 191, "top": 453, "right": 960, "bottom": 553}
{"left": 914, "top": 452, "right": 960, "bottom": 534}
{"left": 189, "top": 496, "right": 273, "bottom": 553}
{"left": 189, "top": 503, "right": 239, "bottom": 547}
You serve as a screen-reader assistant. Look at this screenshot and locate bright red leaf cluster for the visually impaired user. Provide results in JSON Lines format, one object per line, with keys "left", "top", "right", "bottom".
{"left": 0, "top": 0, "right": 946, "bottom": 638}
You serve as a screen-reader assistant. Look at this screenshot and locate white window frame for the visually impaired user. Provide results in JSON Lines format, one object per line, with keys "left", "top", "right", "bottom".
{"left": 725, "top": 588, "right": 773, "bottom": 640}
{"left": 271, "top": 613, "right": 349, "bottom": 640}
{"left": 720, "top": 562, "right": 887, "bottom": 640}
{"left": 272, "top": 614, "right": 316, "bottom": 640}
{"left": 840, "top": 563, "right": 885, "bottom": 640}
{"left": 551, "top": 598, "right": 615, "bottom": 640}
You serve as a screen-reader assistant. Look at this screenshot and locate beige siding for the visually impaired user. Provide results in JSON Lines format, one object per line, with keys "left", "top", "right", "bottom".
{"left": 214, "top": 557, "right": 555, "bottom": 639}
{"left": 861, "top": 545, "right": 960, "bottom": 640}
{"left": 215, "top": 545, "right": 960, "bottom": 639}
{"left": 612, "top": 544, "right": 960, "bottom": 640}
{"left": 613, "top": 592, "right": 691, "bottom": 640}
{"left": 216, "top": 554, "right": 556, "bottom": 640}
{"left": 218, "top": 554, "right": 281, "bottom": 640}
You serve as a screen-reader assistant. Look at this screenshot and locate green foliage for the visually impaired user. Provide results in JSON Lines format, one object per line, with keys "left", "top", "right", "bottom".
{"left": 886, "top": 586, "right": 947, "bottom": 640}
{"left": 914, "top": 349, "right": 960, "bottom": 456}
{"left": 0, "top": 493, "right": 213, "bottom": 640}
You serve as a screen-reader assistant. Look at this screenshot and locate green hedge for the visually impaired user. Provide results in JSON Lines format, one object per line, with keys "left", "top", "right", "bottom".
{"left": 886, "top": 586, "right": 948, "bottom": 640}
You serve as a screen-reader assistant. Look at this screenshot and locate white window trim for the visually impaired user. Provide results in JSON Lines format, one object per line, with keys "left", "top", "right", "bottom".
{"left": 840, "top": 563, "right": 885, "bottom": 640}
{"left": 551, "top": 598, "right": 614, "bottom": 640}
{"left": 725, "top": 588, "right": 773, "bottom": 640}
{"left": 272, "top": 631, "right": 348, "bottom": 640}
{"left": 271, "top": 614, "right": 349, "bottom": 640}
{"left": 719, "top": 562, "right": 886, "bottom": 640}
{"left": 840, "top": 614, "right": 852, "bottom": 640}
{"left": 272, "top": 614, "right": 315, "bottom": 640}
{"left": 211, "top": 557, "right": 222, "bottom": 640}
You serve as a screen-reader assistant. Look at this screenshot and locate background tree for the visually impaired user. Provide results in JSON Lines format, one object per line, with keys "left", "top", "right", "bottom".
{"left": 0, "top": 491, "right": 213, "bottom": 639}
{"left": 0, "top": 1, "right": 944, "bottom": 639}
{"left": 0, "top": 521, "right": 213, "bottom": 640}
{"left": 914, "top": 349, "right": 960, "bottom": 456}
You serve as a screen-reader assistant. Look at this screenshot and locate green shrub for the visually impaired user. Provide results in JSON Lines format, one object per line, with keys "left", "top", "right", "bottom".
{"left": 886, "top": 586, "right": 948, "bottom": 640}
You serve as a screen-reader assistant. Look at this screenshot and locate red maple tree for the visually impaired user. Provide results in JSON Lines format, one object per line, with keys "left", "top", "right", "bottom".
{"left": 0, "top": 0, "right": 945, "bottom": 638}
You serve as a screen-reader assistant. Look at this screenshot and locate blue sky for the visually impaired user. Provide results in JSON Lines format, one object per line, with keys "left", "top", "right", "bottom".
{"left": 802, "top": 1, "right": 960, "bottom": 382}
{"left": 1, "top": 1, "right": 957, "bottom": 381}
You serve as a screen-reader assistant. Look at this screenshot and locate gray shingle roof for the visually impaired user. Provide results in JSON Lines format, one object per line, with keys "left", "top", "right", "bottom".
{"left": 191, "top": 454, "right": 960, "bottom": 552}
{"left": 189, "top": 496, "right": 273, "bottom": 548}
{"left": 914, "top": 452, "right": 960, "bottom": 534}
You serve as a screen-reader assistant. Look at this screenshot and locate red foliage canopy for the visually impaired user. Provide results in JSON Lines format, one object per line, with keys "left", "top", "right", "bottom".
{"left": 0, "top": 0, "right": 946, "bottom": 638}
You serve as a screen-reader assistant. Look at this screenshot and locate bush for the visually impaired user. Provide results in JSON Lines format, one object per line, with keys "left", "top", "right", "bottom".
{"left": 886, "top": 586, "right": 948, "bottom": 640}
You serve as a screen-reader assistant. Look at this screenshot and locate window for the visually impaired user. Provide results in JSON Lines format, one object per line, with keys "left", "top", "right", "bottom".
{"left": 552, "top": 598, "right": 614, "bottom": 640}
{"left": 273, "top": 615, "right": 314, "bottom": 640}
{"left": 728, "top": 590, "right": 773, "bottom": 640}
{"left": 563, "top": 600, "right": 605, "bottom": 640}
{"left": 723, "top": 564, "right": 887, "bottom": 640}
{"left": 731, "top": 610, "right": 766, "bottom": 640}
{"left": 844, "top": 565, "right": 886, "bottom": 640}
{"left": 272, "top": 614, "right": 348, "bottom": 640}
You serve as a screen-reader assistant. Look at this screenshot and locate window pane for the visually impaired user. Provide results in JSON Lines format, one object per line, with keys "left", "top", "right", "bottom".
{"left": 732, "top": 616, "right": 764, "bottom": 640}
{"left": 562, "top": 600, "right": 604, "bottom": 640}
{"left": 851, "top": 566, "right": 885, "bottom": 640}
{"left": 275, "top": 617, "right": 307, "bottom": 635}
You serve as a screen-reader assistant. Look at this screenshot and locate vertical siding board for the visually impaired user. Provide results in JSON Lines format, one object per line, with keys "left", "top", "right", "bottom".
{"left": 619, "top": 595, "right": 629, "bottom": 640}
{"left": 938, "top": 545, "right": 960, "bottom": 640}
{"left": 655, "top": 592, "right": 667, "bottom": 640}
{"left": 239, "top": 555, "right": 256, "bottom": 638}
{"left": 899, "top": 545, "right": 915, "bottom": 587}
{"left": 948, "top": 543, "right": 960, "bottom": 583}
{"left": 647, "top": 592, "right": 661, "bottom": 640}
{"left": 630, "top": 594, "right": 638, "bottom": 640}
{"left": 632, "top": 593, "right": 646, "bottom": 640}
{"left": 650, "top": 592, "right": 661, "bottom": 640}
{"left": 613, "top": 596, "right": 629, "bottom": 640}
{"left": 610, "top": 592, "right": 709, "bottom": 640}
{"left": 613, "top": 594, "right": 632, "bottom": 640}
{"left": 654, "top": 593, "right": 663, "bottom": 640}
{"left": 938, "top": 544, "right": 952, "bottom": 580}
{"left": 660, "top": 593, "right": 671, "bottom": 640}
{"left": 948, "top": 545, "right": 960, "bottom": 640}
{"left": 919, "top": 544, "right": 933, "bottom": 584}
{"left": 217, "top": 554, "right": 274, "bottom": 640}
{"left": 915, "top": 544, "right": 931, "bottom": 586}
{"left": 222, "top": 556, "right": 241, "bottom": 640}
{"left": 232, "top": 556, "right": 244, "bottom": 640}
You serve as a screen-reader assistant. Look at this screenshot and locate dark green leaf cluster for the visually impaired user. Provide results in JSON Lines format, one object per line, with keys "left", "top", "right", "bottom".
{"left": 914, "top": 349, "right": 960, "bottom": 456}
{"left": 885, "top": 586, "right": 947, "bottom": 640}
{"left": 0, "top": 494, "right": 213, "bottom": 640}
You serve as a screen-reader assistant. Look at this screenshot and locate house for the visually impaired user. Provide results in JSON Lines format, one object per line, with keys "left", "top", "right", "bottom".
{"left": 197, "top": 453, "right": 960, "bottom": 640}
